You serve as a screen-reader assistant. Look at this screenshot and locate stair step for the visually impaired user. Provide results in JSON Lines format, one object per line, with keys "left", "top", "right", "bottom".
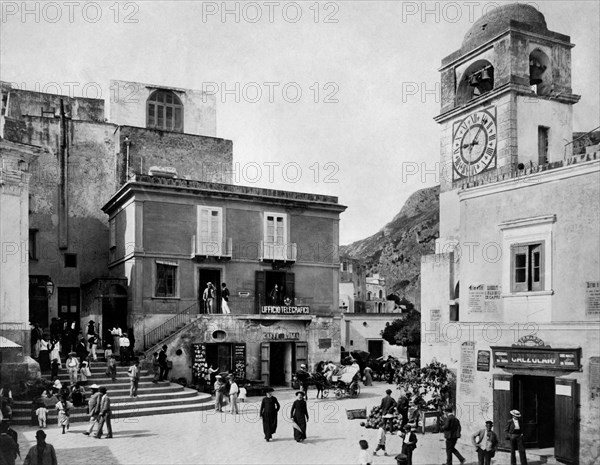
{"left": 10, "top": 389, "right": 213, "bottom": 425}
{"left": 10, "top": 401, "right": 213, "bottom": 425}
{"left": 13, "top": 389, "right": 200, "bottom": 409}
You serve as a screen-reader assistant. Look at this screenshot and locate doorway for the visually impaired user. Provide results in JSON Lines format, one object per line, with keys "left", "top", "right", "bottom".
{"left": 29, "top": 276, "right": 49, "bottom": 328}
{"left": 101, "top": 284, "right": 128, "bottom": 344}
{"left": 368, "top": 340, "right": 384, "bottom": 359}
{"left": 269, "top": 342, "right": 295, "bottom": 386}
{"left": 206, "top": 343, "right": 232, "bottom": 373}
{"left": 513, "top": 375, "right": 555, "bottom": 448}
{"left": 198, "top": 268, "right": 222, "bottom": 313}
{"left": 57, "top": 288, "right": 80, "bottom": 333}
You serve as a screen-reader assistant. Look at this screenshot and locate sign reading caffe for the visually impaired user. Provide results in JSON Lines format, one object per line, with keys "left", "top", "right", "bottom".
{"left": 261, "top": 306, "right": 310, "bottom": 315}
{"left": 491, "top": 346, "right": 581, "bottom": 371}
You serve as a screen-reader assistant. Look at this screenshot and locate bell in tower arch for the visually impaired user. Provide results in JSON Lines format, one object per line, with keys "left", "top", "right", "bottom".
{"left": 529, "top": 59, "right": 547, "bottom": 85}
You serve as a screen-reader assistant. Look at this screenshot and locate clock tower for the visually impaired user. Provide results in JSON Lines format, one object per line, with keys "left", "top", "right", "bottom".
{"left": 435, "top": 3, "right": 580, "bottom": 240}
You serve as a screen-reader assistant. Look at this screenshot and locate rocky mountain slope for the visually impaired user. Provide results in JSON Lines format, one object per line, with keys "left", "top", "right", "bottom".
{"left": 340, "top": 185, "right": 440, "bottom": 309}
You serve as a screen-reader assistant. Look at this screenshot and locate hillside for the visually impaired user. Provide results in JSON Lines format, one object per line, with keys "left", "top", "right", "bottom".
{"left": 340, "top": 185, "right": 440, "bottom": 309}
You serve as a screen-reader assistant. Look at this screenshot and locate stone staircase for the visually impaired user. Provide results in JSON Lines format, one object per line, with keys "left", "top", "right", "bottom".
{"left": 10, "top": 354, "right": 213, "bottom": 426}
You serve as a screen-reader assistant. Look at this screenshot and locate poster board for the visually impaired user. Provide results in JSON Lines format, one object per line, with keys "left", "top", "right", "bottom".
{"left": 191, "top": 343, "right": 207, "bottom": 385}
{"left": 234, "top": 343, "right": 246, "bottom": 380}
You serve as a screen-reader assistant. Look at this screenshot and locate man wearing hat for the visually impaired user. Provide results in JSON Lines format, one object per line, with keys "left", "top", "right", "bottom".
{"left": 505, "top": 410, "right": 527, "bottom": 465}
{"left": 441, "top": 407, "right": 465, "bottom": 465}
{"left": 290, "top": 391, "right": 309, "bottom": 442}
{"left": 295, "top": 364, "right": 310, "bottom": 399}
{"left": 95, "top": 387, "right": 113, "bottom": 439}
{"left": 0, "top": 421, "right": 19, "bottom": 465}
{"left": 214, "top": 375, "right": 227, "bottom": 412}
{"left": 228, "top": 374, "right": 239, "bottom": 414}
{"left": 84, "top": 384, "right": 101, "bottom": 436}
{"left": 22, "top": 430, "right": 57, "bottom": 465}
{"left": 472, "top": 420, "right": 498, "bottom": 465}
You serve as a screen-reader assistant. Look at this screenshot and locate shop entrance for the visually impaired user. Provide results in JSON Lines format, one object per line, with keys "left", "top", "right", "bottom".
{"left": 513, "top": 375, "right": 555, "bottom": 449}
{"left": 269, "top": 342, "right": 295, "bottom": 386}
{"left": 206, "top": 343, "right": 232, "bottom": 374}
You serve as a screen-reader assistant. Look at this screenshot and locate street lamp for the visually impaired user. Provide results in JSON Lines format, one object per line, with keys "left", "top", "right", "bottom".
{"left": 45, "top": 277, "right": 55, "bottom": 298}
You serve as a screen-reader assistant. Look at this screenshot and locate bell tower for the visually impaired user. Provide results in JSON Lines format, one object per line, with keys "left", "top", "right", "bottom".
{"left": 435, "top": 3, "right": 580, "bottom": 239}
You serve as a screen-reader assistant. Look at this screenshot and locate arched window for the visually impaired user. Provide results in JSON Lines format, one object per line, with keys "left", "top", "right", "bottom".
{"left": 379, "top": 290, "right": 383, "bottom": 299}
{"left": 456, "top": 60, "right": 494, "bottom": 105}
{"left": 147, "top": 90, "right": 183, "bottom": 132}
{"left": 529, "top": 49, "right": 550, "bottom": 96}
{"left": 367, "top": 291, "right": 372, "bottom": 301}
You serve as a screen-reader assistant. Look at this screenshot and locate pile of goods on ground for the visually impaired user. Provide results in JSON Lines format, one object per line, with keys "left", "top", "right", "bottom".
{"left": 359, "top": 405, "right": 403, "bottom": 432}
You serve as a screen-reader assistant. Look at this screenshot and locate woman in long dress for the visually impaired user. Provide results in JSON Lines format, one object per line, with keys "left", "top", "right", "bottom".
{"left": 49, "top": 338, "right": 62, "bottom": 368}
{"left": 260, "top": 388, "right": 280, "bottom": 441}
{"left": 66, "top": 352, "right": 80, "bottom": 385}
{"left": 38, "top": 335, "right": 51, "bottom": 372}
{"left": 55, "top": 395, "right": 73, "bottom": 434}
{"left": 363, "top": 365, "right": 373, "bottom": 386}
{"left": 290, "top": 391, "right": 309, "bottom": 442}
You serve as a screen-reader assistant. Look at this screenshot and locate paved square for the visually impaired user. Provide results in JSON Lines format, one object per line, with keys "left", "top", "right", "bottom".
{"left": 10, "top": 383, "right": 536, "bottom": 465}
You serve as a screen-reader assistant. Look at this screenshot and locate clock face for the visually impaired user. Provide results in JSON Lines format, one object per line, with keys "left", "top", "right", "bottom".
{"left": 452, "top": 108, "right": 497, "bottom": 180}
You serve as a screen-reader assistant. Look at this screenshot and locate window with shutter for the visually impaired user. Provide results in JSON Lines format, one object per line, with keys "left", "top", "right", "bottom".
{"left": 511, "top": 242, "right": 544, "bottom": 292}
{"left": 197, "top": 206, "right": 223, "bottom": 255}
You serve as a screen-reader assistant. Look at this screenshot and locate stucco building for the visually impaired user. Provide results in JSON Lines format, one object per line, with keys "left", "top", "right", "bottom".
{"left": 420, "top": 4, "right": 599, "bottom": 463}
{"left": 1, "top": 78, "right": 345, "bottom": 388}
{"left": 0, "top": 138, "right": 43, "bottom": 384}
{"left": 339, "top": 257, "right": 404, "bottom": 359}
{"left": 1, "top": 79, "right": 230, "bottom": 344}
{"left": 102, "top": 173, "right": 345, "bottom": 385}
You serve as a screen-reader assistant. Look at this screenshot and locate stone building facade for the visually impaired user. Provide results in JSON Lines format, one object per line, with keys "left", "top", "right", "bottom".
{"left": 420, "top": 4, "right": 599, "bottom": 463}
{"left": 102, "top": 174, "right": 346, "bottom": 385}
{"left": 0, "top": 79, "right": 231, "bottom": 341}
{"left": 0, "top": 139, "right": 43, "bottom": 385}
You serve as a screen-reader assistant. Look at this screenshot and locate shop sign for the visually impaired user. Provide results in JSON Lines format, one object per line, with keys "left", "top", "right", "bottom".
{"left": 264, "top": 331, "right": 300, "bottom": 341}
{"left": 491, "top": 346, "right": 581, "bottom": 371}
{"left": 318, "top": 338, "right": 332, "bottom": 349}
{"left": 261, "top": 305, "right": 310, "bottom": 315}
{"left": 477, "top": 350, "right": 490, "bottom": 371}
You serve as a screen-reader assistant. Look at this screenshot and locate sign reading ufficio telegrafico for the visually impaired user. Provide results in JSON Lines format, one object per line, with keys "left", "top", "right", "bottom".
{"left": 261, "top": 306, "right": 310, "bottom": 315}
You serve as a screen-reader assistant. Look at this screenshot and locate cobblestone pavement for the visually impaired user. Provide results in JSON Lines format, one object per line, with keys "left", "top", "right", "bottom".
{"left": 10, "top": 382, "right": 535, "bottom": 465}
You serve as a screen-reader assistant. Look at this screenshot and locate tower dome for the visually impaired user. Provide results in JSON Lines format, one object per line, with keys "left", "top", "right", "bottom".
{"left": 462, "top": 4, "right": 548, "bottom": 53}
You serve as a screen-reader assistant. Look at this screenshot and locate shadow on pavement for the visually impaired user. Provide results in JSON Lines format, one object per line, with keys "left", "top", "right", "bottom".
{"left": 57, "top": 445, "right": 121, "bottom": 465}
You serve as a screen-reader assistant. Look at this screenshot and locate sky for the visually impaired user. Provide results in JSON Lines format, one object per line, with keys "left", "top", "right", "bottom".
{"left": 1, "top": 0, "right": 599, "bottom": 245}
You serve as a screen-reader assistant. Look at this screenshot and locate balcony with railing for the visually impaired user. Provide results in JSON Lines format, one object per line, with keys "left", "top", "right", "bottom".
{"left": 191, "top": 236, "right": 232, "bottom": 260}
{"left": 260, "top": 241, "right": 297, "bottom": 263}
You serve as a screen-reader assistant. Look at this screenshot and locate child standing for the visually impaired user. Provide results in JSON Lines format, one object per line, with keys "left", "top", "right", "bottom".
{"left": 107, "top": 354, "right": 117, "bottom": 382}
{"left": 88, "top": 334, "right": 98, "bottom": 361}
{"left": 238, "top": 386, "right": 247, "bottom": 403}
{"left": 373, "top": 425, "right": 388, "bottom": 456}
{"left": 35, "top": 405, "right": 48, "bottom": 428}
{"left": 358, "top": 439, "right": 372, "bottom": 465}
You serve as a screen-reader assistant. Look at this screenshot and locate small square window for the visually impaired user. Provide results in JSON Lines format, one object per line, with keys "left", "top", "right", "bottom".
{"left": 64, "top": 253, "right": 77, "bottom": 268}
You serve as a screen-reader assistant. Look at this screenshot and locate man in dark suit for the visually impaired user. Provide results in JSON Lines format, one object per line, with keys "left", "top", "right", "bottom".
{"left": 400, "top": 425, "right": 418, "bottom": 465}
{"left": 441, "top": 408, "right": 465, "bottom": 465}
{"left": 505, "top": 410, "right": 527, "bottom": 465}
{"left": 380, "top": 389, "right": 397, "bottom": 429}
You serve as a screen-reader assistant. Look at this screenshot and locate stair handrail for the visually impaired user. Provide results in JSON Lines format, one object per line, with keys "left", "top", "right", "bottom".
{"left": 144, "top": 301, "right": 199, "bottom": 350}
